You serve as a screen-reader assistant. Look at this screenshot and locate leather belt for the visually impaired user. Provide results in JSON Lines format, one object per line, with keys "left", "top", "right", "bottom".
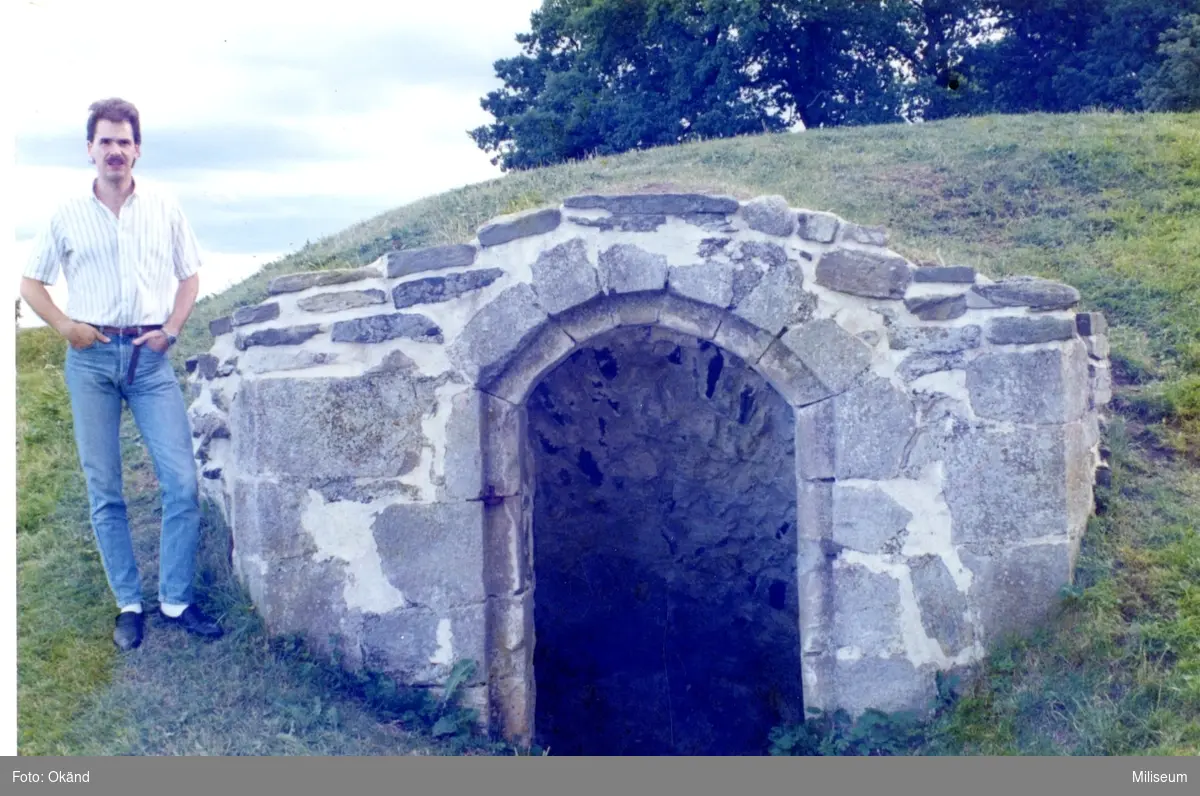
{"left": 93, "top": 324, "right": 163, "bottom": 385}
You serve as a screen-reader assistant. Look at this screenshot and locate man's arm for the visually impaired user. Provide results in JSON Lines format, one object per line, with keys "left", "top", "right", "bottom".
{"left": 163, "top": 273, "right": 200, "bottom": 337}
{"left": 134, "top": 273, "right": 199, "bottom": 352}
{"left": 19, "top": 277, "right": 110, "bottom": 349}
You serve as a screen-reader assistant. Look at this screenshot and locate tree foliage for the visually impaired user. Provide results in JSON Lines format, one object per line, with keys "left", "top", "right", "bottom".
{"left": 470, "top": 0, "right": 1200, "bottom": 170}
{"left": 1141, "top": 13, "right": 1200, "bottom": 111}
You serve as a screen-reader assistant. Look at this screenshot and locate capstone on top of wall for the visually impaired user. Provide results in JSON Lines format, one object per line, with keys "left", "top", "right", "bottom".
{"left": 184, "top": 192, "right": 1113, "bottom": 735}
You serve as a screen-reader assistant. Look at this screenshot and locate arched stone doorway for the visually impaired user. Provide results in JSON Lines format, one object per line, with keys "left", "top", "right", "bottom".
{"left": 477, "top": 287, "right": 934, "bottom": 748}
{"left": 525, "top": 324, "right": 801, "bottom": 754}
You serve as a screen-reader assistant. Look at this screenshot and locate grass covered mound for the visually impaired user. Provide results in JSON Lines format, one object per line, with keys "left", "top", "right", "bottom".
{"left": 15, "top": 110, "right": 1200, "bottom": 755}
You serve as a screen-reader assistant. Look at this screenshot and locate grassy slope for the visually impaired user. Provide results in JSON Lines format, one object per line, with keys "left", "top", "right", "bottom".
{"left": 16, "top": 110, "right": 1200, "bottom": 755}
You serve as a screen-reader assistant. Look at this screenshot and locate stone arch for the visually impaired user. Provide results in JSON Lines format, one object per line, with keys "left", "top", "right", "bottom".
{"left": 471, "top": 287, "right": 923, "bottom": 745}
{"left": 188, "top": 193, "right": 1111, "bottom": 750}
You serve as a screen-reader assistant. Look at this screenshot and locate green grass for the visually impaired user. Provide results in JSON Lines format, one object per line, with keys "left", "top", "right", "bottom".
{"left": 16, "top": 109, "right": 1200, "bottom": 756}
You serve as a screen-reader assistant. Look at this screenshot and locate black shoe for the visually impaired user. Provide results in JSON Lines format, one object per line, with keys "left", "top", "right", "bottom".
{"left": 160, "top": 605, "right": 224, "bottom": 639}
{"left": 113, "top": 611, "right": 144, "bottom": 651}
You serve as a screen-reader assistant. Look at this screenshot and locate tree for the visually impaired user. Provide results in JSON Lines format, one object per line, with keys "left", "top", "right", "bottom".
{"left": 1140, "top": 13, "right": 1200, "bottom": 111}
{"left": 469, "top": 0, "right": 785, "bottom": 171}
{"left": 954, "top": 0, "right": 1200, "bottom": 114}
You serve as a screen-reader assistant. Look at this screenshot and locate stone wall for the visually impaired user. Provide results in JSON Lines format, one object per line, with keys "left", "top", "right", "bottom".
{"left": 187, "top": 192, "right": 1111, "bottom": 748}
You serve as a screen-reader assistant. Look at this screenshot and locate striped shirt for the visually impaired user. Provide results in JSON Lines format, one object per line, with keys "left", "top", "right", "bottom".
{"left": 23, "top": 178, "right": 203, "bottom": 327}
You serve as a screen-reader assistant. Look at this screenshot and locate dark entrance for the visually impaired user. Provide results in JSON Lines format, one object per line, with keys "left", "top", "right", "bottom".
{"left": 527, "top": 325, "right": 802, "bottom": 755}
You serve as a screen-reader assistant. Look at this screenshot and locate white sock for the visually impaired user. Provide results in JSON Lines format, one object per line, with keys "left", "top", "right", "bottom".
{"left": 160, "top": 602, "right": 188, "bottom": 618}
{"left": 120, "top": 603, "right": 143, "bottom": 614}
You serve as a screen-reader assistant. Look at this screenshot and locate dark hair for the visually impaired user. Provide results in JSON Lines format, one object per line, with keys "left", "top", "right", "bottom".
{"left": 87, "top": 98, "right": 141, "bottom": 145}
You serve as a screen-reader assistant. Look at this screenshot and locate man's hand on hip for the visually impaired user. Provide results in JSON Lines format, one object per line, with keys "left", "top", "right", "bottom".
{"left": 59, "top": 321, "right": 111, "bottom": 350}
{"left": 133, "top": 328, "right": 173, "bottom": 353}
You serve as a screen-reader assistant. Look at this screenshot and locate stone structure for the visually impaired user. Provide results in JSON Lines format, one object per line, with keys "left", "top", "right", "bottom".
{"left": 187, "top": 193, "right": 1111, "bottom": 751}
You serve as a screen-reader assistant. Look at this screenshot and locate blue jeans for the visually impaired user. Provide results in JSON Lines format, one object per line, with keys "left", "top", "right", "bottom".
{"left": 63, "top": 337, "right": 200, "bottom": 610}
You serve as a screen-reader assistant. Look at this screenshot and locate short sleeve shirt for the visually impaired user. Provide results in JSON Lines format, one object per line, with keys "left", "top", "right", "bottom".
{"left": 23, "top": 178, "right": 203, "bottom": 327}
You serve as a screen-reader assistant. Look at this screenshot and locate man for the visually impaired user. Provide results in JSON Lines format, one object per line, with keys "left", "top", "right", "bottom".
{"left": 20, "top": 98, "right": 223, "bottom": 651}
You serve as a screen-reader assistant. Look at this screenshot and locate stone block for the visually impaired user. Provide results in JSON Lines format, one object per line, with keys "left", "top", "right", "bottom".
{"left": 487, "top": 593, "right": 534, "bottom": 682}
{"left": 268, "top": 266, "right": 382, "bottom": 294}
{"left": 732, "top": 260, "right": 814, "bottom": 336}
{"left": 842, "top": 223, "right": 889, "bottom": 246}
{"left": 668, "top": 262, "right": 735, "bottom": 309}
{"left": 330, "top": 313, "right": 442, "bottom": 344}
{"left": 484, "top": 323, "right": 576, "bottom": 404}
{"left": 477, "top": 207, "right": 562, "bottom": 247}
{"left": 483, "top": 494, "right": 530, "bottom": 597}
{"left": 528, "top": 238, "right": 599, "bottom": 316}
{"left": 441, "top": 389, "right": 485, "bottom": 501}
{"left": 298, "top": 289, "right": 388, "bottom": 313}
{"left": 796, "top": 211, "right": 840, "bottom": 243}
{"left": 795, "top": 400, "right": 835, "bottom": 480}
{"left": 831, "top": 563, "right": 903, "bottom": 654}
{"left": 712, "top": 314, "right": 775, "bottom": 363}
{"left": 257, "top": 556, "right": 355, "bottom": 653}
{"left": 386, "top": 244, "right": 477, "bottom": 279}
{"left": 372, "top": 501, "right": 486, "bottom": 610}
{"left": 824, "top": 656, "right": 934, "bottom": 716}
{"left": 599, "top": 244, "right": 669, "bottom": 294}
{"left": 732, "top": 240, "right": 789, "bottom": 268}
{"left": 831, "top": 378, "right": 917, "bottom": 480}
{"left": 1075, "top": 311, "right": 1107, "bottom": 336}
{"left": 909, "top": 555, "right": 973, "bottom": 655}
{"left": 1090, "top": 361, "right": 1112, "bottom": 407}
{"left": 832, "top": 486, "right": 912, "bottom": 553}
{"left": 741, "top": 195, "right": 795, "bottom": 236}
{"left": 797, "top": 481, "right": 832, "bottom": 540}
{"left": 231, "top": 478, "right": 317, "bottom": 559}
{"left": 890, "top": 324, "right": 982, "bottom": 354}
{"left": 567, "top": 214, "right": 665, "bottom": 232}
{"left": 392, "top": 268, "right": 505, "bottom": 310}
{"left": 897, "top": 352, "right": 968, "bottom": 382}
{"left": 1086, "top": 333, "right": 1110, "bottom": 360}
{"left": 816, "top": 249, "right": 912, "bottom": 299}
{"left": 755, "top": 339, "right": 834, "bottom": 408}
{"left": 966, "top": 341, "right": 1089, "bottom": 423}
{"left": 191, "top": 412, "right": 230, "bottom": 443}
{"left": 233, "top": 369, "right": 432, "bottom": 478}
{"left": 563, "top": 193, "right": 739, "bottom": 215}
{"left": 986, "top": 316, "right": 1077, "bottom": 345}
{"left": 482, "top": 393, "right": 525, "bottom": 499}
{"left": 191, "top": 354, "right": 219, "bottom": 379}
{"left": 553, "top": 297, "right": 618, "bottom": 343}
{"left": 360, "top": 603, "right": 488, "bottom": 685}
{"left": 657, "top": 293, "right": 723, "bottom": 340}
{"left": 240, "top": 348, "right": 337, "bottom": 375}
{"left": 904, "top": 294, "right": 967, "bottom": 321}
{"left": 232, "top": 302, "right": 280, "bottom": 327}
{"left": 209, "top": 316, "right": 233, "bottom": 337}
{"left": 912, "top": 266, "right": 976, "bottom": 284}
{"left": 608, "top": 291, "right": 663, "bottom": 327}
{"left": 779, "top": 319, "right": 873, "bottom": 395}
{"left": 447, "top": 284, "right": 549, "bottom": 382}
{"left": 972, "top": 276, "right": 1081, "bottom": 311}
{"left": 235, "top": 325, "right": 323, "bottom": 350}
{"left": 960, "top": 543, "right": 1072, "bottom": 644}
{"left": 965, "top": 289, "right": 1000, "bottom": 309}
{"left": 944, "top": 425, "right": 1069, "bottom": 548}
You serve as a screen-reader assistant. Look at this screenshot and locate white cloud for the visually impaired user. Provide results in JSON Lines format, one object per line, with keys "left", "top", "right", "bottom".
{"left": 12, "top": 0, "right": 543, "bottom": 313}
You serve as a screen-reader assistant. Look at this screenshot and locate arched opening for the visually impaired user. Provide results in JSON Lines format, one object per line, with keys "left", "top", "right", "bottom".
{"left": 524, "top": 324, "right": 801, "bottom": 755}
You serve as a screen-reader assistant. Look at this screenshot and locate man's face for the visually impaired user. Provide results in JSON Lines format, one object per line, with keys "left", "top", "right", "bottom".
{"left": 87, "top": 119, "right": 140, "bottom": 182}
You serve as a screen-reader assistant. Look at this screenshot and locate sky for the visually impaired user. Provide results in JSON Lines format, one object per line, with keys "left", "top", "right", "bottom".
{"left": 9, "top": 0, "right": 545, "bottom": 327}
